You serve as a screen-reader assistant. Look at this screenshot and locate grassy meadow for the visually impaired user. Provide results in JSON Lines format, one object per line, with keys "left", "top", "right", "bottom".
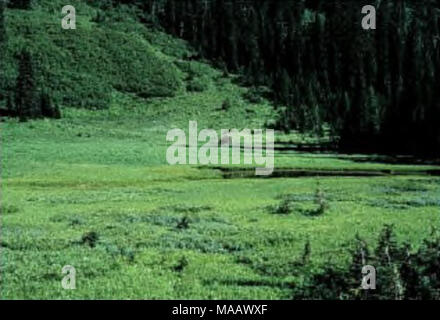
{"left": 1, "top": 1, "right": 440, "bottom": 300}
{"left": 2, "top": 86, "right": 440, "bottom": 299}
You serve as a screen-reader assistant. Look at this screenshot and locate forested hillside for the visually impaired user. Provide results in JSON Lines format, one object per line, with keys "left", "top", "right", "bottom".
{"left": 1, "top": 0, "right": 439, "bottom": 153}
{"left": 94, "top": 0, "right": 440, "bottom": 155}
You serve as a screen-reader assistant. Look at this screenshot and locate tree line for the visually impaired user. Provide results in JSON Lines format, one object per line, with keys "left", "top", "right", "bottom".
{"left": 102, "top": 0, "right": 440, "bottom": 155}
{"left": 2, "top": 0, "right": 439, "bottom": 155}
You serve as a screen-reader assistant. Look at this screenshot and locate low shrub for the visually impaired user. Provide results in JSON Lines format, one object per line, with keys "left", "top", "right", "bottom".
{"left": 81, "top": 231, "right": 99, "bottom": 248}
{"left": 293, "top": 225, "right": 440, "bottom": 300}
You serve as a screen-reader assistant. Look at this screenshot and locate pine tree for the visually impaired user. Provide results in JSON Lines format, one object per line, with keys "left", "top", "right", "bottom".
{"left": 40, "top": 91, "right": 61, "bottom": 119}
{"left": 8, "top": 0, "right": 32, "bottom": 10}
{"left": 145, "top": 1, "right": 440, "bottom": 155}
{"left": 6, "top": 93, "right": 14, "bottom": 111}
{"left": 15, "top": 50, "right": 39, "bottom": 121}
{"left": 277, "top": 68, "right": 292, "bottom": 106}
{"left": 0, "top": 0, "right": 6, "bottom": 103}
{"left": 0, "top": 0, "right": 6, "bottom": 46}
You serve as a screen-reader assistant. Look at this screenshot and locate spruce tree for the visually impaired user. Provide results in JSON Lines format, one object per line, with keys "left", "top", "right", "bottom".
{"left": 0, "top": 0, "right": 6, "bottom": 103}
{"left": 8, "top": 0, "right": 32, "bottom": 10}
{"left": 40, "top": 91, "right": 61, "bottom": 119}
{"left": 0, "top": 0, "right": 6, "bottom": 46}
{"left": 142, "top": 1, "right": 440, "bottom": 155}
{"left": 15, "top": 50, "right": 39, "bottom": 121}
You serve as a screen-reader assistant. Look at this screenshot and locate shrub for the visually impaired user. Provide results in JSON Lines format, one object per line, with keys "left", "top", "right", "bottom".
{"left": 40, "top": 91, "right": 61, "bottom": 119}
{"left": 187, "top": 76, "right": 210, "bottom": 92}
{"left": 272, "top": 199, "right": 293, "bottom": 215}
{"left": 176, "top": 216, "right": 190, "bottom": 230}
{"left": 221, "top": 98, "right": 233, "bottom": 111}
{"left": 173, "top": 256, "right": 189, "bottom": 273}
{"left": 81, "top": 231, "right": 99, "bottom": 248}
{"left": 293, "top": 225, "right": 440, "bottom": 300}
{"left": 243, "top": 86, "right": 271, "bottom": 104}
{"left": 313, "top": 181, "right": 329, "bottom": 216}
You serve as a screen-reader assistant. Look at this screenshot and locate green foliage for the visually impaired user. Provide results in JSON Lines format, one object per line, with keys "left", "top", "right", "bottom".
{"left": 294, "top": 225, "right": 440, "bottom": 300}
{"left": 173, "top": 256, "right": 189, "bottom": 273}
{"left": 5, "top": 93, "right": 14, "bottom": 111}
{"left": 14, "top": 50, "right": 39, "bottom": 121}
{"left": 299, "top": 239, "right": 311, "bottom": 266}
{"left": 272, "top": 184, "right": 329, "bottom": 217}
{"left": 40, "top": 91, "right": 61, "bottom": 119}
{"left": 81, "top": 231, "right": 99, "bottom": 248}
{"left": 243, "top": 86, "right": 271, "bottom": 104}
{"left": 0, "top": 0, "right": 6, "bottom": 45}
{"left": 2, "top": 0, "right": 439, "bottom": 300}
{"left": 314, "top": 181, "right": 329, "bottom": 216}
{"left": 2, "top": 104, "right": 439, "bottom": 298}
{"left": 176, "top": 216, "right": 191, "bottom": 230}
{"left": 186, "top": 76, "right": 210, "bottom": 92}
{"left": 0, "top": 3, "right": 183, "bottom": 110}
{"left": 272, "top": 198, "right": 293, "bottom": 215}
{"left": 146, "top": 0, "right": 440, "bottom": 155}
{"left": 8, "top": 0, "right": 33, "bottom": 10}
{"left": 221, "top": 98, "right": 232, "bottom": 112}
{"left": 4, "top": 50, "right": 61, "bottom": 120}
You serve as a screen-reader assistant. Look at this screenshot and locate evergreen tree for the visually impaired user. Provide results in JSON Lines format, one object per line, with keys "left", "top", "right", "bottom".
{"left": 40, "top": 91, "right": 61, "bottom": 119}
{"left": 15, "top": 50, "right": 39, "bottom": 121}
{"left": 8, "top": 0, "right": 32, "bottom": 10}
{"left": 0, "top": 0, "right": 6, "bottom": 46}
{"left": 0, "top": 0, "right": 6, "bottom": 103}
{"left": 6, "top": 93, "right": 14, "bottom": 112}
{"left": 95, "top": 0, "right": 440, "bottom": 154}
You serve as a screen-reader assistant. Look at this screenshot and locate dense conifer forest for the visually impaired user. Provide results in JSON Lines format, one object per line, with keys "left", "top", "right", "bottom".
{"left": 79, "top": 0, "right": 440, "bottom": 156}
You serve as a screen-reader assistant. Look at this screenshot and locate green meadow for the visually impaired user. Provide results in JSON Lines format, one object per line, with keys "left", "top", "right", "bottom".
{"left": 1, "top": 1, "right": 440, "bottom": 300}
{"left": 2, "top": 87, "right": 440, "bottom": 299}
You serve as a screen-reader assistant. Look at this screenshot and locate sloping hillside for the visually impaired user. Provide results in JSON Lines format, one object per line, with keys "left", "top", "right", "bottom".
{"left": 0, "top": 0, "right": 184, "bottom": 110}
{"left": 0, "top": 0, "right": 277, "bottom": 129}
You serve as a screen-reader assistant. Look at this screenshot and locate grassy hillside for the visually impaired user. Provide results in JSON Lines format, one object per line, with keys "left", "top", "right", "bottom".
{"left": 0, "top": 0, "right": 184, "bottom": 109}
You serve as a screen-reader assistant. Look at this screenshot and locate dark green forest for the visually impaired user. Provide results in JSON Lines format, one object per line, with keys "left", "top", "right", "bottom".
{"left": 97, "top": 0, "right": 440, "bottom": 155}
{"left": 1, "top": 0, "right": 440, "bottom": 155}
